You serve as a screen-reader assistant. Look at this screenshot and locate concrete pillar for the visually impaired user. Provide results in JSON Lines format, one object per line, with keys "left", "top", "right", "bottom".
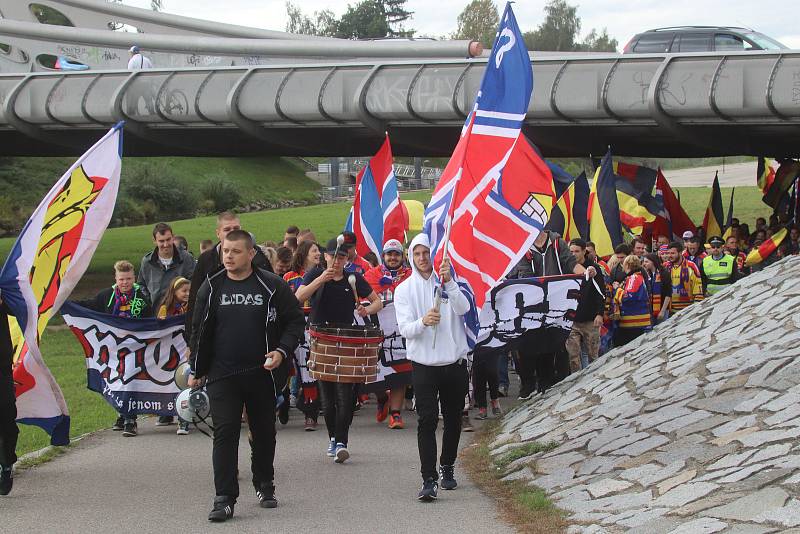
{"left": 329, "top": 157, "right": 339, "bottom": 188}
{"left": 414, "top": 157, "right": 422, "bottom": 190}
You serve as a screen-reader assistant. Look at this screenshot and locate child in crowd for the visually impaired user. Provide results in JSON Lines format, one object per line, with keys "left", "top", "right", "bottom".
{"left": 156, "top": 277, "right": 192, "bottom": 435}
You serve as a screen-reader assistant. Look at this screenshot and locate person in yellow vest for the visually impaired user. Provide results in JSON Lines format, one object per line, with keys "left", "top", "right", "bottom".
{"left": 702, "top": 236, "right": 740, "bottom": 296}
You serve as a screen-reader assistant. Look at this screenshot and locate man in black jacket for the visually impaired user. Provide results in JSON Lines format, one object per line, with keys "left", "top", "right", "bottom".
{"left": 0, "top": 294, "right": 17, "bottom": 495}
{"left": 506, "top": 230, "right": 593, "bottom": 399}
{"left": 184, "top": 212, "right": 271, "bottom": 343}
{"left": 188, "top": 230, "right": 304, "bottom": 522}
{"left": 565, "top": 239, "right": 606, "bottom": 373}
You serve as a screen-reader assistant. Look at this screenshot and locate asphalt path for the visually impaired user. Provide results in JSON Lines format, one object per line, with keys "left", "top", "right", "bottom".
{"left": 4, "top": 395, "right": 516, "bottom": 533}
{"left": 650, "top": 161, "right": 756, "bottom": 188}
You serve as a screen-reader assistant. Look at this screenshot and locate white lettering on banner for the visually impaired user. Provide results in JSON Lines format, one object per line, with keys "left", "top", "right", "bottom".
{"left": 220, "top": 293, "right": 264, "bottom": 306}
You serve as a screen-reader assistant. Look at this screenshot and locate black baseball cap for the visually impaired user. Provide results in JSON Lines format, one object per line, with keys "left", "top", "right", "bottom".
{"left": 342, "top": 231, "right": 357, "bottom": 246}
{"left": 325, "top": 238, "right": 350, "bottom": 256}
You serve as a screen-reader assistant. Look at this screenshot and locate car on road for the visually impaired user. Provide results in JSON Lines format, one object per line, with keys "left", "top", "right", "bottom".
{"left": 623, "top": 26, "right": 788, "bottom": 54}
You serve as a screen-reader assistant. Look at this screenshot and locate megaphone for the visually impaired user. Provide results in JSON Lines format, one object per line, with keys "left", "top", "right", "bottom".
{"left": 174, "top": 361, "right": 192, "bottom": 391}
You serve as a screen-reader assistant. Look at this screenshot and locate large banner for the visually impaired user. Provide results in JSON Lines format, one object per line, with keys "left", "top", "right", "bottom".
{"left": 361, "top": 302, "right": 412, "bottom": 393}
{"left": 60, "top": 302, "right": 185, "bottom": 417}
{"left": 476, "top": 275, "right": 582, "bottom": 348}
{"left": 0, "top": 124, "right": 123, "bottom": 444}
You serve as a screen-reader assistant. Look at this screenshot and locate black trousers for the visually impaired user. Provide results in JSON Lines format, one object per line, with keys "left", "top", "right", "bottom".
{"left": 412, "top": 360, "right": 468, "bottom": 481}
{"left": 0, "top": 373, "right": 18, "bottom": 466}
{"left": 207, "top": 370, "right": 276, "bottom": 499}
{"left": 318, "top": 380, "right": 354, "bottom": 445}
{"left": 472, "top": 349, "right": 500, "bottom": 408}
{"left": 516, "top": 328, "right": 569, "bottom": 394}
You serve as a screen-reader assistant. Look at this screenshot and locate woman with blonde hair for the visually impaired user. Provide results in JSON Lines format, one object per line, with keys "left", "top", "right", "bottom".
{"left": 613, "top": 255, "right": 651, "bottom": 347}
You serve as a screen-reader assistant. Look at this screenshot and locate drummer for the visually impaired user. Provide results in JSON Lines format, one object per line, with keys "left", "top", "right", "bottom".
{"left": 294, "top": 238, "right": 382, "bottom": 463}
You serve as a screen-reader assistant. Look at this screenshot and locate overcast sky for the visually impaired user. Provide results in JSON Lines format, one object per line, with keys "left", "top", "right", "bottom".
{"left": 123, "top": 0, "right": 800, "bottom": 49}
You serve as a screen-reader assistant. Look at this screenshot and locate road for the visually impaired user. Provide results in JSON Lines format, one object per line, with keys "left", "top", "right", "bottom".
{"left": 4, "top": 398, "right": 515, "bottom": 534}
{"left": 662, "top": 161, "right": 757, "bottom": 188}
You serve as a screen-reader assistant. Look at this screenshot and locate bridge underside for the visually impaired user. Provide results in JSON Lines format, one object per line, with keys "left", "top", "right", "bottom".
{"left": 0, "top": 122, "right": 796, "bottom": 158}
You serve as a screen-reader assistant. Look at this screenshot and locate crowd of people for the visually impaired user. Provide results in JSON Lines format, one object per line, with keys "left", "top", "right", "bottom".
{"left": 1, "top": 207, "right": 797, "bottom": 510}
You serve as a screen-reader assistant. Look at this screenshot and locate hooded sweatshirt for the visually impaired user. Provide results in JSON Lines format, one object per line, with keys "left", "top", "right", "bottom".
{"left": 393, "top": 234, "right": 470, "bottom": 366}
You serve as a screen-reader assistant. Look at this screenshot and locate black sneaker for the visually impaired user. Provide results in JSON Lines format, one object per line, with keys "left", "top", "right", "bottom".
{"left": 278, "top": 399, "right": 289, "bottom": 425}
{"left": 417, "top": 478, "right": 438, "bottom": 502}
{"left": 156, "top": 416, "right": 174, "bottom": 426}
{"left": 256, "top": 484, "right": 278, "bottom": 508}
{"left": 208, "top": 496, "right": 235, "bottom": 522}
{"left": 122, "top": 420, "right": 137, "bottom": 437}
{"left": 518, "top": 383, "right": 535, "bottom": 401}
{"left": 440, "top": 465, "right": 457, "bottom": 490}
{"left": 111, "top": 415, "right": 125, "bottom": 431}
{"left": 0, "top": 465, "right": 12, "bottom": 496}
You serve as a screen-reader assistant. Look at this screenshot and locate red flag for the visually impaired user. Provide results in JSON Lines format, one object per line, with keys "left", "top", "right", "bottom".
{"left": 649, "top": 170, "right": 695, "bottom": 242}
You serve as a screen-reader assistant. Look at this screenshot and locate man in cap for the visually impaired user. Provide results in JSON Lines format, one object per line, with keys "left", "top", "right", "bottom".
{"left": 127, "top": 45, "right": 153, "bottom": 70}
{"left": 682, "top": 230, "right": 694, "bottom": 248}
{"left": 702, "top": 236, "right": 740, "bottom": 296}
{"left": 294, "top": 238, "right": 382, "bottom": 463}
{"left": 364, "top": 239, "right": 412, "bottom": 429}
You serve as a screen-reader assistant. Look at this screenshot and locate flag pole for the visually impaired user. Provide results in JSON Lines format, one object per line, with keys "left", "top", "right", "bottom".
{"left": 431, "top": 213, "right": 453, "bottom": 349}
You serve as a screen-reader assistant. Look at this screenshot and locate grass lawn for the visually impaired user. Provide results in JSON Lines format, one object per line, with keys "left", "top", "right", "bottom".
{"left": 16, "top": 328, "right": 118, "bottom": 457}
{"left": 675, "top": 186, "right": 764, "bottom": 230}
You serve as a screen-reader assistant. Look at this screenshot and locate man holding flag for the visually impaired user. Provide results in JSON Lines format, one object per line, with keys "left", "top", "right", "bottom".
{"left": 409, "top": 1, "right": 561, "bottom": 500}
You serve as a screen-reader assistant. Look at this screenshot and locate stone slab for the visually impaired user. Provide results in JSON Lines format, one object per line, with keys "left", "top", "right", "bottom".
{"left": 701, "top": 487, "right": 790, "bottom": 521}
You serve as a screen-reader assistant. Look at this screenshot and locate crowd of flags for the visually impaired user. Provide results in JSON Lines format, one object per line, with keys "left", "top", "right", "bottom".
{"left": 3, "top": 1, "right": 800, "bottom": 447}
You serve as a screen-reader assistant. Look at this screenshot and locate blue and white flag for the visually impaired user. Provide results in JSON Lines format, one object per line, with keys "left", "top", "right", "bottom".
{"left": 61, "top": 302, "right": 186, "bottom": 417}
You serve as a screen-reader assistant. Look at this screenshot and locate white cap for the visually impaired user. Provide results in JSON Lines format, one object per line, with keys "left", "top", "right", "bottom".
{"left": 682, "top": 231, "right": 694, "bottom": 239}
{"left": 383, "top": 239, "right": 403, "bottom": 254}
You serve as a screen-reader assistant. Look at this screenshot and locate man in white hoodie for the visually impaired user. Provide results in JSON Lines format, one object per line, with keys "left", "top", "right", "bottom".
{"left": 394, "top": 234, "right": 471, "bottom": 502}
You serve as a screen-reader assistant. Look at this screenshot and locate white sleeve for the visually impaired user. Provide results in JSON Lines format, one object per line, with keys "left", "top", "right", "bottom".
{"left": 394, "top": 286, "right": 426, "bottom": 339}
{"left": 444, "top": 280, "right": 470, "bottom": 316}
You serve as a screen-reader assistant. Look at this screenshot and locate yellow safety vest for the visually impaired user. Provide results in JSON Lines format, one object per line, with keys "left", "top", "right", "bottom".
{"left": 702, "top": 255, "right": 734, "bottom": 295}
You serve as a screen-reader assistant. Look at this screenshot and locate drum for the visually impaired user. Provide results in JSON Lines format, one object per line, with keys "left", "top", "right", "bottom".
{"left": 308, "top": 325, "right": 383, "bottom": 383}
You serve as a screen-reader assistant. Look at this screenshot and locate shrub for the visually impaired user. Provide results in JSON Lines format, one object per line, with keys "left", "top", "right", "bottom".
{"left": 200, "top": 174, "right": 241, "bottom": 212}
{"left": 0, "top": 195, "right": 24, "bottom": 236}
{"left": 123, "top": 164, "right": 197, "bottom": 219}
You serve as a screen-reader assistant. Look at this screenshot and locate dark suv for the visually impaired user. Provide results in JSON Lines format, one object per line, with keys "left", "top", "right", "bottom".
{"left": 623, "top": 27, "right": 787, "bottom": 54}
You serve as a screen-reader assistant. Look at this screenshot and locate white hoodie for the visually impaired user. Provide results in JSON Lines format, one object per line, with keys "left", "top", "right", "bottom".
{"left": 394, "top": 233, "right": 470, "bottom": 366}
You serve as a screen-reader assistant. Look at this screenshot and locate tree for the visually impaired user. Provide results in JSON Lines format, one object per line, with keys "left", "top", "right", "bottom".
{"left": 384, "top": 0, "right": 414, "bottom": 37}
{"left": 452, "top": 0, "right": 498, "bottom": 49}
{"left": 285, "top": 1, "right": 338, "bottom": 36}
{"left": 523, "top": 0, "right": 580, "bottom": 51}
{"left": 524, "top": 0, "right": 618, "bottom": 52}
{"left": 336, "top": 0, "right": 390, "bottom": 39}
{"left": 579, "top": 28, "right": 618, "bottom": 52}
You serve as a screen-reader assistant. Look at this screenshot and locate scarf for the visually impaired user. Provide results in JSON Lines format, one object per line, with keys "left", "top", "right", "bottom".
{"left": 111, "top": 286, "right": 135, "bottom": 318}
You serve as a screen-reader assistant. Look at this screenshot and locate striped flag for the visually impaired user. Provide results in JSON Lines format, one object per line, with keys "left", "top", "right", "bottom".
{"left": 702, "top": 172, "right": 724, "bottom": 238}
{"left": 613, "top": 161, "right": 663, "bottom": 235}
{"left": 764, "top": 159, "right": 800, "bottom": 210}
{"left": 547, "top": 161, "right": 577, "bottom": 198}
{"left": 548, "top": 172, "right": 589, "bottom": 240}
{"left": 757, "top": 157, "right": 776, "bottom": 196}
{"left": 344, "top": 135, "right": 407, "bottom": 258}
{"left": 745, "top": 227, "right": 788, "bottom": 266}
{"left": 650, "top": 169, "right": 695, "bottom": 242}
{"left": 423, "top": 2, "right": 552, "bottom": 343}
{"left": 587, "top": 149, "right": 623, "bottom": 257}
{"left": 723, "top": 188, "right": 736, "bottom": 241}
{"left": 0, "top": 123, "right": 124, "bottom": 445}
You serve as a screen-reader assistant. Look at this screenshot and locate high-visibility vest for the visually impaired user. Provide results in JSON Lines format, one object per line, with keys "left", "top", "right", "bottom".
{"left": 702, "top": 255, "right": 734, "bottom": 295}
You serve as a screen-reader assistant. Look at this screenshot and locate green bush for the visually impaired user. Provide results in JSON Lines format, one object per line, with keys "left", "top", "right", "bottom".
{"left": 200, "top": 174, "right": 241, "bottom": 212}
{"left": 0, "top": 195, "right": 24, "bottom": 236}
{"left": 123, "top": 164, "right": 197, "bottom": 219}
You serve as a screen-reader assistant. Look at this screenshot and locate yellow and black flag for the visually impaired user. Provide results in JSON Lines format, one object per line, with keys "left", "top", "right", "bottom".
{"left": 764, "top": 159, "right": 800, "bottom": 210}
{"left": 548, "top": 172, "right": 589, "bottom": 240}
{"left": 702, "top": 172, "right": 724, "bottom": 238}
{"left": 588, "top": 150, "right": 623, "bottom": 257}
{"left": 722, "top": 188, "right": 735, "bottom": 241}
{"left": 613, "top": 161, "right": 662, "bottom": 235}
